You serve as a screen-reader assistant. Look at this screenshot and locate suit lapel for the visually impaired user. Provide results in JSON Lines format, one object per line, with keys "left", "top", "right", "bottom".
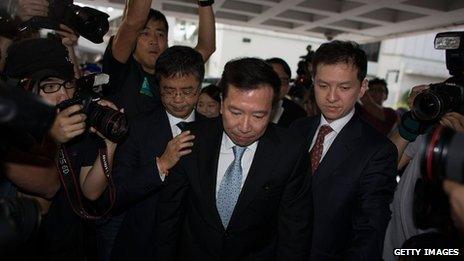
{"left": 313, "top": 114, "right": 363, "bottom": 185}
{"left": 158, "top": 109, "right": 174, "bottom": 141}
{"left": 230, "top": 125, "right": 279, "bottom": 225}
{"left": 196, "top": 119, "right": 224, "bottom": 231}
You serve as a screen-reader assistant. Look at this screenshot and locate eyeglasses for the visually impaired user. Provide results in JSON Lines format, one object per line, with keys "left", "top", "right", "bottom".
{"left": 160, "top": 87, "right": 198, "bottom": 99}
{"left": 38, "top": 79, "right": 76, "bottom": 93}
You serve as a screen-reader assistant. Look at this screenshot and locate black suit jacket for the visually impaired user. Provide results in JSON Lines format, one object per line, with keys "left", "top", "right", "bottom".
{"left": 277, "top": 97, "right": 307, "bottom": 128}
{"left": 291, "top": 112, "right": 397, "bottom": 261}
{"left": 156, "top": 119, "right": 313, "bottom": 261}
{"left": 109, "top": 108, "right": 208, "bottom": 260}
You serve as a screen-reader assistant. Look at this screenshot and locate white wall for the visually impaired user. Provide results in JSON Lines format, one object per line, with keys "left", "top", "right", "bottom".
{"left": 206, "top": 24, "right": 324, "bottom": 78}
{"left": 375, "top": 31, "right": 450, "bottom": 107}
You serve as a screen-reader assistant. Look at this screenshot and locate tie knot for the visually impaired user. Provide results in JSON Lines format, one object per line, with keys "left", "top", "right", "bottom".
{"left": 232, "top": 146, "right": 246, "bottom": 160}
{"left": 319, "top": 125, "right": 333, "bottom": 137}
{"left": 176, "top": 121, "right": 188, "bottom": 131}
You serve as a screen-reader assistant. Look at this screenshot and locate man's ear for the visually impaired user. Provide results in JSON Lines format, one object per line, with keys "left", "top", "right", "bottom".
{"left": 359, "top": 79, "right": 368, "bottom": 98}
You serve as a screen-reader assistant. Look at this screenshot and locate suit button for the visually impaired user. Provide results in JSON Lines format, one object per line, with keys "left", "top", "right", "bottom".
{"left": 224, "top": 232, "right": 230, "bottom": 238}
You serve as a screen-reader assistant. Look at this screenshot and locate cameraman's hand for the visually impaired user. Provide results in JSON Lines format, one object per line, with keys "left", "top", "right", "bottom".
{"left": 56, "top": 24, "right": 79, "bottom": 48}
{"left": 407, "top": 85, "right": 429, "bottom": 109}
{"left": 440, "top": 112, "right": 464, "bottom": 132}
{"left": 17, "top": 0, "right": 49, "bottom": 22}
{"left": 50, "top": 104, "right": 86, "bottom": 144}
{"left": 89, "top": 100, "right": 122, "bottom": 150}
{"left": 443, "top": 180, "right": 464, "bottom": 233}
{"left": 157, "top": 131, "right": 195, "bottom": 175}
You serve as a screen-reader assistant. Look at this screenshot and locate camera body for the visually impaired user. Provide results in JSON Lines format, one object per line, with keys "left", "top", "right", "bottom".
{"left": 412, "top": 80, "right": 464, "bottom": 122}
{"left": 56, "top": 75, "right": 128, "bottom": 143}
{"left": 23, "top": 0, "right": 109, "bottom": 43}
{"left": 411, "top": 32, "right": 464, "bottom": 122}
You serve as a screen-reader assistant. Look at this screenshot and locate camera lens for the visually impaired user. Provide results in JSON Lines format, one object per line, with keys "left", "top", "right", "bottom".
{"left": 412, "top": 91, "right": 444, "bottom": 121}
{"left": 420, "top": 126, "right": 464, "bottom": 184}
{"left": 65, "top": 6, "right": 109, "bottom": 43}
{"left": 88, "top": 105, "right": 128, "bottom": 143}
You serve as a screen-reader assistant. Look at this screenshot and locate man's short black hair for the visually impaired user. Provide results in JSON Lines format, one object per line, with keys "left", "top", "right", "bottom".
{"left": 146, "top": 9, "right": 169, "bottom": 33}
{"left": 219, "top": 57, "right": 280, "bottom": 104}
{"left": 154, "top": 46, "right": 204, "bottom": 86}
{"left": 368, "top": 77, "right": 388, "bottom": 96}
{"left": 266, "top": 57, "right": 291, "bottom": 79}
{"left": 312, "top": 40, "right": 367, "bottom": 82}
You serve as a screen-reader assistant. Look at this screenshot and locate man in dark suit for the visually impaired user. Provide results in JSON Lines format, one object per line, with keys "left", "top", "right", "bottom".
{"left": 266, "top": 57, "right": 307, "bottom": 127}
{"left": 291, "top": 41, "right": 397, "bottom": 260}
{"left": 102, "top": 46, "right": 206, "bottom": 260}
{"left": 156, "top": 58, "right": 312, "bottom": 261}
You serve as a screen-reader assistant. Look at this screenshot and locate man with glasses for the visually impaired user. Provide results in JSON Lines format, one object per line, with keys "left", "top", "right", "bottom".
{"left": 102, "top": 0, "right": 215, "bottom": 121}
{"left": 266, "top": 57, "right": 307, "bottom": 127}
{"left": 107, "top": 46, "right": 206, "bottom": 260}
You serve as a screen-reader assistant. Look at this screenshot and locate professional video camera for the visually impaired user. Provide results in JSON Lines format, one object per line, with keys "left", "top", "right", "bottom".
{"left": 21, "top": 0, "right": 109, "bottom": 43}
{"left": 411, "top": 32, "right": 464, "bottom": 122}
{"left": 56, "top": 74, "right": 128, "bottom": 143}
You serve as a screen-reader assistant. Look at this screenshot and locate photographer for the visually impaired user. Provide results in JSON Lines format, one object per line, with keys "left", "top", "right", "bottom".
{"left": 2, "top": 37, "right": 119, "bottom": 260}
{"left": 383, "top": 84, "right": 464, "bottom": 261}
{"left": 1, "top": 0, "right": 82, "bottom": 78}
{"left": 102, "top": 0, "right": 216, "bottom": 120}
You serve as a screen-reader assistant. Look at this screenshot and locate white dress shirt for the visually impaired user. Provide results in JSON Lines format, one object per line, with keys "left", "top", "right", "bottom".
{"left": 166, "top": 110, "right": 196, "bottom": 137}
{"left": 158, "top": 111, "right": 196, "bottom": 181}
{"left": 309, "top": 109, "right": 355, "bottom": 162}
{"left": 216, "top": 133, "right": 258, "bottom": 197}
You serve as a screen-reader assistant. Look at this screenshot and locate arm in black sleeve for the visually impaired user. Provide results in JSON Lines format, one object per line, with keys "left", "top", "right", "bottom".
{"left": 99, "top": 125, "right": 164, "bottom": 213}
{"left": 155, "top": 164, "right": 189, "bottom": 261}
{"left": 276, "top": 144, "right": 313, "bottom": 261}
{"left": 344, "top": 142, "right": 397, "bottom": 260}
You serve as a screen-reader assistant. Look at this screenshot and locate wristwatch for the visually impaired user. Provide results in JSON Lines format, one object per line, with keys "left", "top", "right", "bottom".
{"left": 198, "top": 0, "right": 214, "bottom": 7}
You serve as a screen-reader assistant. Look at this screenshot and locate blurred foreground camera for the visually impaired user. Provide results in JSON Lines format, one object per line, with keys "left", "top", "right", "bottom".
{"left": 0, "top": 197, "right": 41, "bottom": 255}
{"left": 56, "top": 74, "right": 128, "bottom": 143}
{"left": 412, "top": 32, "right": 464, "bottom": 122}
{"left": 22, "top": 0, "right": 109, "bottom": 43}
{"left": 420, "top": 126, "right": 464, "bottom": 184}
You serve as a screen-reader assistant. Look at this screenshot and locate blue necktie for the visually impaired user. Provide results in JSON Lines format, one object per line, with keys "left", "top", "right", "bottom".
{"left": 217, "top": 146, "right": 246, "bottom": 228}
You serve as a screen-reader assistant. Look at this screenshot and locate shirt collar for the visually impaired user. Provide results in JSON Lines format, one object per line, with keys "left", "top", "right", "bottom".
{"left": 221, "top": 132, "right": 258, "bottom": 152}
{"left": 166, "top": 110, "right": 196, "bottom": 128}
{"left": 320, "top": 108, "right": 355, "bottom": 134}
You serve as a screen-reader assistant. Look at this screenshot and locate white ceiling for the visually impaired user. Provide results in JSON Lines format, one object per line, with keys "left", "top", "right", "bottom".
{"left": 79, "top": 0, "right": 464, "bottom": 43}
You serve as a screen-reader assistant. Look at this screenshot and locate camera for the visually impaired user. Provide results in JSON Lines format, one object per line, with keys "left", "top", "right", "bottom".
{"left": 0, "top": 197, "right": 41, "bottom": 255}
{"left": 56, "top": 74, "right": 128, "bottom": 143}
{"left": 21, "top": 0, "right": 109, "bottom": 43}
{"left": 411, "top": 32, "right": 464, "bottom": 122}
{"left": 411, "top": 32, "right": 464, "bottom": 234}
{"left": 420, "top": 126, "right": 464, "bottom": 185}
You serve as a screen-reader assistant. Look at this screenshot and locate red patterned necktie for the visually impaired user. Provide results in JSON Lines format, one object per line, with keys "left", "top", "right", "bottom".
{"left": 310, "top": 125, "right": 333, "bottom": 174}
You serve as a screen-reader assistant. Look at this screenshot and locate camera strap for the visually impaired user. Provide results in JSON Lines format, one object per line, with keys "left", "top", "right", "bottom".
{"left": 56, "top": 145, "right": 116, "bottom": 220}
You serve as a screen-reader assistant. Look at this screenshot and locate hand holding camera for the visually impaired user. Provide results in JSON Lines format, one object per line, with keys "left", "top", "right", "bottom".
{"left": 16, "top": 0, "right": 49, "bottom": 22}
{"left": 56, "top": 24, "right": 78, "bottom": 48}
{"left": 88, "top": 99, "right": 122, "bottom": 151}
{"left": 49, "top": 104, "right": 86, "bottom": 144}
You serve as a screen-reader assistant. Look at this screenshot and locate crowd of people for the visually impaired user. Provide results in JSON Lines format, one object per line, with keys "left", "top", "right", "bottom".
{"left": 1, "top": 0, "right": 464, "bottom": 260}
